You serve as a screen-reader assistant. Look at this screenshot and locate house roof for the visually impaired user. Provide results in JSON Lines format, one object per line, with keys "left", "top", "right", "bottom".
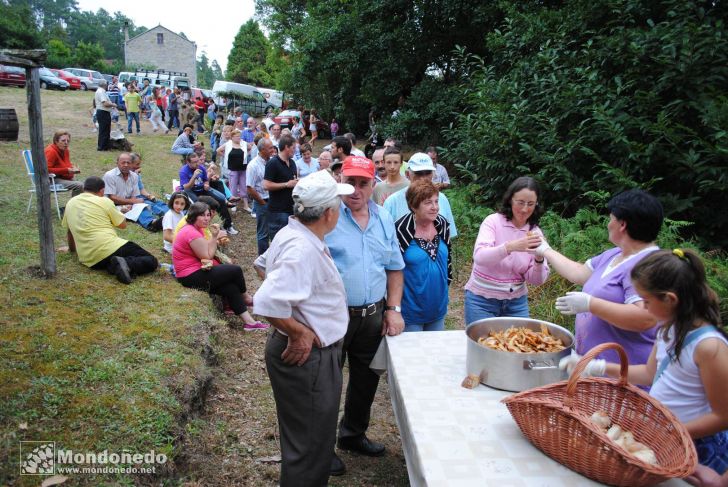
{"left": 126, "top": 24, "right": 196, "bottom": 46}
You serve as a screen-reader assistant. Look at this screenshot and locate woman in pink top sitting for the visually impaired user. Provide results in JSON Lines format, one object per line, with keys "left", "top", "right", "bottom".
{"left": 464, "top": 177, "right": 549, "bottom": 324}
{"left": 173, "top": 202, "right": 268, "bottom": 331}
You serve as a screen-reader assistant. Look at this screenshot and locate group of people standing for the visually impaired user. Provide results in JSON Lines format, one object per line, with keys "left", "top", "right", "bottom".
{"left": 55, "top": 105, "right": 727, "bottom": 485}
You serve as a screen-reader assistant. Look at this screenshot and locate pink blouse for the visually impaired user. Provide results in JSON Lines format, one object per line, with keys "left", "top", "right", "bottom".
{"left": 464, "top": 212, "right": 549, "bottom": 300}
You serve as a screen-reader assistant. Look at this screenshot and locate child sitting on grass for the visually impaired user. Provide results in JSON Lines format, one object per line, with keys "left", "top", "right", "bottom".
{"left": 163, "top": 192, "right": 190, "bottom": 253}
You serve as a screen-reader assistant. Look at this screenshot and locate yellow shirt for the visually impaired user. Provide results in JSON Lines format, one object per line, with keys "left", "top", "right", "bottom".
{"left": 174, "top": 217, "right": 212, "bottom": 240}
{"left": 62, "top": 193, "right": 127, "bottom": 267}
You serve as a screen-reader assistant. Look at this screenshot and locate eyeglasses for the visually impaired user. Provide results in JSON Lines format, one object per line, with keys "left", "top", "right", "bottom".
{"left": 513, "top": 200, "right": 537, "bottom": 208}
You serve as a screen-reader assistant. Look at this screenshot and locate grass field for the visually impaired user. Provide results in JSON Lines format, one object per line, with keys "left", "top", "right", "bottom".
{"left": 0, "top": 86, "right": 225, "bottom": 485}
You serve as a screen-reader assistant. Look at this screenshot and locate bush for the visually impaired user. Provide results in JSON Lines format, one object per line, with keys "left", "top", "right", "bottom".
{"left": 443, "top": 0, "right": 728, "bottom": 249}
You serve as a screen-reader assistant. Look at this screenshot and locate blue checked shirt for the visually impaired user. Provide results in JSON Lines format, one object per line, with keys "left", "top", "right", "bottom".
{"left": 325, "top": 200, "right": 405, "bottom": 306}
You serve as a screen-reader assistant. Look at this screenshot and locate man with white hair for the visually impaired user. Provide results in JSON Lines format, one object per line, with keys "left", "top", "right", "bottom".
{"left": 95, "top": 79, "right": 116, "bottom": 151}
{"left": 383, "top": 152, "right": 458, "bottom": 237}
{"left": 255, "top": 170, "right": 354, "bottom": 487}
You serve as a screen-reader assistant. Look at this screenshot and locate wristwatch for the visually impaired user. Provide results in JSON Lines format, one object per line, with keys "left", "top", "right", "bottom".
{"left": 385, "top": 305, "right": 401, "bottom": 313}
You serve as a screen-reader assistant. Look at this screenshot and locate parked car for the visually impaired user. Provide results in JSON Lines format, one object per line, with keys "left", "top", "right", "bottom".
{"left": 274, "top": 109, "right": 329, "bottom": 136}
{"left": 102, "top": 74, "right": 115, "bottom": 84}
{"left": 62, "top": 67, "right": 105, "bottom": 91}
{"left": 50, "top": 69, "right": 82, "bottom": 90}
{"left": 0, "top": 65, "right": 26, "bottom": 87}
{"left": 38, "top": 68, "right": 69, "bottom": 90}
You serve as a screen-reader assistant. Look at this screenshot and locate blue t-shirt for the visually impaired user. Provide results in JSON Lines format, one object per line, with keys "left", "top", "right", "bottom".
{"left": 401, "top": 237, "right": 449, "bottom": 324}
{"left": 179, "top": 164, "right": 207, "bottom": 192}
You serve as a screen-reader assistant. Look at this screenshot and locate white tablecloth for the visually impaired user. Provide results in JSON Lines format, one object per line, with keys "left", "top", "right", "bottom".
{"left": 370, "top": 330, "right": 689, "bottom": 487}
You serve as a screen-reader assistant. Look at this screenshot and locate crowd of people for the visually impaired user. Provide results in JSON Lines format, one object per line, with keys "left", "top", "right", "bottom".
{"left": 51, "top": 104, "right": 727, "bottom": 486}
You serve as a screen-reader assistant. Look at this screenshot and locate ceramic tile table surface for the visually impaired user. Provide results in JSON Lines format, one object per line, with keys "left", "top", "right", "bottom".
{"left": 370, "top": 330, "right": 689, "bottom": 487}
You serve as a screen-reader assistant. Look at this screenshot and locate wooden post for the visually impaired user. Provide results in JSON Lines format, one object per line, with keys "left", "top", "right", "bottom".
{"left": 26, "top": 66, "right": 57, "bottom": 277}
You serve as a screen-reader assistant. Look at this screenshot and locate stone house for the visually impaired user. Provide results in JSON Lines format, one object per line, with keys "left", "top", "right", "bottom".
{"left": 123, "top": 24, "right": 197, "bottom": 86}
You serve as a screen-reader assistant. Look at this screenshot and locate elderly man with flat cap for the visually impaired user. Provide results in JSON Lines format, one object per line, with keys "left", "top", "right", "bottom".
{"left": 324, "top": 155, "right": 405, "bottom": 475}
{"left": 255, "top": 170, "right": 354, "bottom": 487}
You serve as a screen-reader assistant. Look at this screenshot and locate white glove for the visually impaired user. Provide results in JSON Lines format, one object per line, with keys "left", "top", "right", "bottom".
{"left": 558, "top": 350, "right": 606, "bottom": 376}
{"left": 555, "top": 291, "right": 591, "bottom": 315}
{"left": 533, "top": 239, "right": 551, "bottom": 258}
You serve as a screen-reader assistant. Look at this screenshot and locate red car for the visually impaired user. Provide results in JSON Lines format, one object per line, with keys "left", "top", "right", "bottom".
{"left": 50, "top": 69, "right": 81, "bottom": 90}
{"left": 0, "top": 65, "right": 26, "bottom": 88}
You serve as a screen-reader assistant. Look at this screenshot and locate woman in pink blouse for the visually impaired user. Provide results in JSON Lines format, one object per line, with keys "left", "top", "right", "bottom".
{"left": 173, "top": 202, "right": 268, "bottom": 331}
{"left": 464, "top": 177, "right": 549, "bottom": 324}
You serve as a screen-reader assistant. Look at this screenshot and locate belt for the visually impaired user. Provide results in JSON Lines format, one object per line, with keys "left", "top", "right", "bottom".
{"left": 348, "top": 299, "right": 384, "bottom": 317}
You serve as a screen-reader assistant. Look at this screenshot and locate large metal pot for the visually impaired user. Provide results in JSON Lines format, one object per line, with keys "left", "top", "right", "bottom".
{"left": 465, "top": 317, "right": 574, "bottom": 392}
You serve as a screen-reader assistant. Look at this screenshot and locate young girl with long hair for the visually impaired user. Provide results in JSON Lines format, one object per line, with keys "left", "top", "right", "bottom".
{"left": 562, "top": 249, "right": 728, "bottom": 473}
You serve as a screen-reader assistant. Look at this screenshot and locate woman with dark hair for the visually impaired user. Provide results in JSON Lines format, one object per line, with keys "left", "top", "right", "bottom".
{"left": 173, "top": 202, "right": 268, "bottom": 331}
{"left": 464, "top": 176, "right": 549, "bottom": 323}
{"left": 536, "top": 188, "right": 663, "bottom": 366}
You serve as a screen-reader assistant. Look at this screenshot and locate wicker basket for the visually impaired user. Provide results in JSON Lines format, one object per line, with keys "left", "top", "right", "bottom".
{"left": 502, "top": 342, "right": 697, "bottom": 486}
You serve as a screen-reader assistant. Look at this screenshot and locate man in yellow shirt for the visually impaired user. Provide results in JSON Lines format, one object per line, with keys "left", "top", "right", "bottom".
{"left": 62, "top": 176, "right": 158, "bottom": 284}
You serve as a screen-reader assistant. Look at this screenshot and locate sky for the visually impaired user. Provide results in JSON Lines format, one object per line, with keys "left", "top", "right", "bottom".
{"left": 74, "top": 0, "right": 256, "bottom": 72}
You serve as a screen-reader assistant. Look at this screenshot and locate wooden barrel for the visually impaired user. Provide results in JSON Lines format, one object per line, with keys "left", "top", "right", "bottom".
{"left": 0, "top": 108, "right": 20, "bottom": 141}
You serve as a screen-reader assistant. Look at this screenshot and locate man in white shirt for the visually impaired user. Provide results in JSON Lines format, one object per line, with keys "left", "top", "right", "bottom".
{"left": 95, "top": 80, "right": 116, "bottom": 151}
{"left": 269, "top": 123, "right": 282, "bottom": 150}
{"left": 426, "top": 146, "right": 451, "bottom": 189}
{"left": 255, "top": 170, "right": 354, "bottom": 487}
{"left": 344, "top": 132, "right": 366, "bottom": 157}
{"left": 247, "top": 138, "right": 275, "bottom": 255}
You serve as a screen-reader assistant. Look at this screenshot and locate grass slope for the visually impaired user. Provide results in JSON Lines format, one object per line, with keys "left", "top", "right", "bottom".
{"left": 0, "top": 86, "right": 221, "bottom": 485}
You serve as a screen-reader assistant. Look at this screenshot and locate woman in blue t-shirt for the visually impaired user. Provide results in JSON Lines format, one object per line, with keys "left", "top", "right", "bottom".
{"left": 394, "top": 180, "right": 452, "bottom": 332}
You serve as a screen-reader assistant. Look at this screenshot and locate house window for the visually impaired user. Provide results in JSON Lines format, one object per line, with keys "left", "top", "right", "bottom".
{"left": 157, "top": 33, "right": 164, "bottom": 44}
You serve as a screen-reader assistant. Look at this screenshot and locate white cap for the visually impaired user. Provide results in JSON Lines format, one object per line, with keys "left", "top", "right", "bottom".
{"left": 407, "top": 152, "right": 436, "bottom": 172}
{"left": 293, "top": 170, "right": 354, "bottom": 210}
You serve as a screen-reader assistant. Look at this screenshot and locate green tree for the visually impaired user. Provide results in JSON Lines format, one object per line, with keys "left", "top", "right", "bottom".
{"left": 444, "top": 0, "right": 728, "bottom": 248}
{"left": 66, "top": 9, "right": 144, "bottom": 64}
{"left": 46, "top": 39, "right": 73, "bottom": 68}
{"left": 227, "top": 19, "right": 271, "bottom": 85}
{"left": 0, "top": 2, "right": 43, "bottom": 48}
{"left": 256, "top": 0, "right": 502, "bottom": 135}
{"left": 73, "top": 41, "right": 105, "bottom": 71}
{"left": 210, "top": 60, "right": 224, "bottom": 81}
{"left": 196, "top": 52, "right": 216, "bottom": 89}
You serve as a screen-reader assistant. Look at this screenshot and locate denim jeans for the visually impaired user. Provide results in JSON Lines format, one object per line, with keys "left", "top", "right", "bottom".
{"left": 127, "top": 112, "right": 140, "bottom": 133}
{"left": 268, "top": 211, "right": 290, "bottom": 242}
{"left": 253, "top": 199, "right": 270, "bottom": 255}
{"left": 143, "top": 198, "right": 168, "bottom": 217}
{"left": 695, "top": 430, "right": 728, "bottom": 474}
{"left": 404, "top": 316, "right": 446, "bottom": 332}
{"left": 464, "top": 290, "right": 529, "bottom": 325}
{"left": 172, "top": 147, "right": 195, "bottom": 155}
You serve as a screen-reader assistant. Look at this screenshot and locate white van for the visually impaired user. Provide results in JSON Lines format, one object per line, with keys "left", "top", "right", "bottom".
{"left": 118, "top": 70, "right": 190, "bottom": 91}
{"left": 256, "top": 87, "right": 285, "bottom": 109}
{"left": 212, "top": 80, "right": 275, "bottom": 115}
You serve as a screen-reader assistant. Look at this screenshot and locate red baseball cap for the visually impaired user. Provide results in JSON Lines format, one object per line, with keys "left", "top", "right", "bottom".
{"left": 342, "top": 156, "right": 375, "bottom": 179}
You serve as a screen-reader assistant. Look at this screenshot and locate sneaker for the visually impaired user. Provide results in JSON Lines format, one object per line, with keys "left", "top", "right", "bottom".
{"left": 111, "top": 256, "right": 133, "bottom": 284}
{"left": 226, "top": 226, "right": 239, "bottom": 235}
{"left": 243, "top": 321, "right": 270, "bottom": 332}
{"left": 251, "top": 213, "right": 256, "bottom": 219}
{"left": 244, "top": 207, "right": 253, "bottom": 213}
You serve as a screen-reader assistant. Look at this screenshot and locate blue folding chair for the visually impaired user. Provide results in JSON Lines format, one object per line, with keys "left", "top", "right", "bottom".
{"left": 23, "top": 149, "right": 68, "bottom": 220}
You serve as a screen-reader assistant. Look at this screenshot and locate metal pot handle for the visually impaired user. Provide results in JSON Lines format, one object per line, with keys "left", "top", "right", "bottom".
{"left": 522, "top": 359, "right": 558, "bottom": 370}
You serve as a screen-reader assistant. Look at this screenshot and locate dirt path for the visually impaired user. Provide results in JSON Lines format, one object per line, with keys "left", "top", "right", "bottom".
{"left": 177, "top": 139, "right": 470, "bottom": 486}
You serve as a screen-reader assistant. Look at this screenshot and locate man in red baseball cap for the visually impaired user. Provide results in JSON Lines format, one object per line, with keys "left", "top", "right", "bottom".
{"left": 324, "top": 155, "right": 405, "bottom": 474}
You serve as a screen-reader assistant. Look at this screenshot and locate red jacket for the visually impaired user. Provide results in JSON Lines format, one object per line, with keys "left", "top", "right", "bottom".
{"left": 44, "top": 143, "right": 74, "bottom": 180}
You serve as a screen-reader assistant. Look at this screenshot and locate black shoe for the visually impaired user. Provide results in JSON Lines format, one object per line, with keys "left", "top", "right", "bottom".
{"left": 150, "top": 216, "right": 163, "bottom": 232}
{"left": 330, "top": 453, "right": 346, "bottom": 476}
{"left": 337, "top": 435, "right": 385, "bottom": 457}
{"left": 111, "top": 256, "right": 132, "bottom": 284}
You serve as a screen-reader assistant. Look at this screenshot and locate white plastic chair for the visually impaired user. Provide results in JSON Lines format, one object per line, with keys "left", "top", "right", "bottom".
{"left": 23, "top": 149, "right": 68, "bottom": 219}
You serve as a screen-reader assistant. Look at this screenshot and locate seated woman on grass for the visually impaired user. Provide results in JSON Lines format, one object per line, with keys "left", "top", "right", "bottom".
{"left": 172, "top": 202, "right": 268, "bottom": 331}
